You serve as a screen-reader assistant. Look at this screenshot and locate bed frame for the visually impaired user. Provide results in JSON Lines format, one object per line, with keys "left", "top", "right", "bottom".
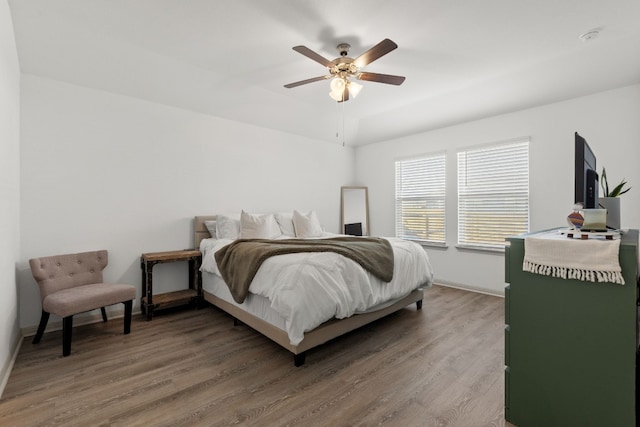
{"left": 194, "top": 215, "right": 424, "bottom": 366}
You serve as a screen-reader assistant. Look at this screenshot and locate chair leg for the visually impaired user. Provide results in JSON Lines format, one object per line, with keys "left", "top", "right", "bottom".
{"left": 32, "top": 311, "right": 50, "bottom": 344}
{"left": 123, "top": 300, "right": 132, "bottom": 335}
{"left": 100, "top": 307, "right": 108, "bottom": 322}
{"left": 62, "top": 316, "right": 73, "bottom": 357}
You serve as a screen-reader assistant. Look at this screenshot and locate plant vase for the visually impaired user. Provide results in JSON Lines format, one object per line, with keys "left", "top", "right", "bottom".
{"left": 598, "top": 197, "right": 620, "bottom": 230}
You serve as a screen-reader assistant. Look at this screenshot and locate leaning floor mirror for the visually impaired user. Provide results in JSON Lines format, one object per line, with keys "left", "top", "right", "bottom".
{"left": 340, "top": 186, "right": 369, "bottom": 236}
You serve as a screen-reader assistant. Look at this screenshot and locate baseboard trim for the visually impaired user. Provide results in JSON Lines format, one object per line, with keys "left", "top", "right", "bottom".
{"left": 433, "top": 280, "right": 505, "bottom": 298}
{"left": 0, "top": 334, "right": 23, "bottom": 399}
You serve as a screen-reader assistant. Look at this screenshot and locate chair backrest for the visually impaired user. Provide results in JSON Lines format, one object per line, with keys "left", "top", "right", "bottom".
{"left": 29, "top": 250, "right": 109, "bottom": 302}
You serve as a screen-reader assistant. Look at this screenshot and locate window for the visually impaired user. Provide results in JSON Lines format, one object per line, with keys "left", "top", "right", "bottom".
{"left": 395, "top": 153, "right": 446, "bottom": 244}
{"left": 457, "top": 139, "right": 529, "bottom": 250}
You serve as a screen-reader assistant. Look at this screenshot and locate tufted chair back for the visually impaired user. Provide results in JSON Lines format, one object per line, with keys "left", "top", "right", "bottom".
{"left": 29, "top": 250, "right": 109, "bottom": 303}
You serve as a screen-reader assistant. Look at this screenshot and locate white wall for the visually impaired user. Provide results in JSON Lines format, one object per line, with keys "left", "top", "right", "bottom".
{"left": 19, "top": 75, "right": 355, "bottom": 329}
{"left": 357, "top": 84, "right": 640, "bottom": 295}
{"left": 0, "top": 0, "right": 21, "bottom": 394}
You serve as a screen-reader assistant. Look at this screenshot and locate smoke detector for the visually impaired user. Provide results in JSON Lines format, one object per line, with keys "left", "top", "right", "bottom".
{"left": 579, "top": 29, "right": 601, "bottom": 42}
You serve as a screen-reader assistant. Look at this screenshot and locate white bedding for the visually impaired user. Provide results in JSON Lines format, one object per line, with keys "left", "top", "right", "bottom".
{"left": 200, "top": 234, "right": 434, "bottom": 346}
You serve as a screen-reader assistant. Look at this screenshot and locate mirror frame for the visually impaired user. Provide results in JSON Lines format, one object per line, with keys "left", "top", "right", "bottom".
{"left": 340, "top": 186, "right": 370, "bottom": 236}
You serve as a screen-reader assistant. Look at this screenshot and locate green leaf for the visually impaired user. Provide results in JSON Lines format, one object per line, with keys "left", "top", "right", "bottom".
{"left": 601, "top": 167, "right": 610, "bottom": 196}
{"left": 608, "top": 180, "right": 630, "bottom": 197}
{"left": 600, "top": 167, "right": 630, "bottom": 197}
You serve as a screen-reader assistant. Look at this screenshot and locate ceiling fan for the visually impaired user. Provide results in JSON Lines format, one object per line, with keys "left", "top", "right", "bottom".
{"left": 284, "top": 38, "right": 406, "bottom": 102}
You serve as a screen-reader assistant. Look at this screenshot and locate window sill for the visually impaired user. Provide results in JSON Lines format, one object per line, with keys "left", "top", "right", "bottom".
{"left": 413, "top": 241, "right": 448, "bottom": 249}
{"left": 455, "top": 244, "right": 505, "bottom": 254}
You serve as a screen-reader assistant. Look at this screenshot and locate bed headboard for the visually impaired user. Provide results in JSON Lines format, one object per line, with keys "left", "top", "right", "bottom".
{"left": 194, "top": 215, "right": 217, "bottom": 249}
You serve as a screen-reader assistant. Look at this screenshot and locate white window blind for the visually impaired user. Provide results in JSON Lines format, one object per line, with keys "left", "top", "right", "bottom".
{"left": 457, "top": 139, "right": 529, "bottom": 250}
{"left": 395, "top": 153, "right": 446, "bottom": 244}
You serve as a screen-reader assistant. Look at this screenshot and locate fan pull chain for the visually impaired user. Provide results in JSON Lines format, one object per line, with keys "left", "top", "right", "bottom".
{"left": 335, "top": 97, "right": 346, "bottom": 146}
{"left": 335, "top": 101, "right": 340, "bottom": 142}
{"left": 341, "top": 96, "right": 345, "bottom": 147}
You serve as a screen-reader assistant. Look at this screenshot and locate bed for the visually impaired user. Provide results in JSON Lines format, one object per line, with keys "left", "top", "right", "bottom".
{"left": 194, "top": 213, "right": 434, "bottom": 366}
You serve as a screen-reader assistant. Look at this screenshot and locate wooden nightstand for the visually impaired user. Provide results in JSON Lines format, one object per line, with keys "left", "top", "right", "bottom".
{"left": 140, "top": 249, "right": 202, "bottom": 320}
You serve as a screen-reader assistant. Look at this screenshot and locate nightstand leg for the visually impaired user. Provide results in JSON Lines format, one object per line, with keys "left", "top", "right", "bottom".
{"left": 188, "top": 259, "right": 195, "bottom": 291}
{"left": 140, "top": 258, "right": 147, "bottom": 316}
{"left": 145, "top": 261, "right": 155, "bottom": 321}
{"left": 189, "top": 256, "right": 203, "bottom": 308}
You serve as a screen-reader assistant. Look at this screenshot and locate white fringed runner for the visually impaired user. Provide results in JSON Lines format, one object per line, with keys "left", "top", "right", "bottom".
{"left": 523, "top": 232, "right": 624, "bottom": 285}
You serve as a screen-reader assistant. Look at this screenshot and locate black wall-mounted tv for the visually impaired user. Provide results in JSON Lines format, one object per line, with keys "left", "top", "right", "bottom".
{"left": 574, "top": 132, "right": 598, "bottom": 209}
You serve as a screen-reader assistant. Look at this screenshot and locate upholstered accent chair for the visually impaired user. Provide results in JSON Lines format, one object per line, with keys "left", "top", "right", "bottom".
{"left": 29, "top": 250, "right": 136, "bottom": 356}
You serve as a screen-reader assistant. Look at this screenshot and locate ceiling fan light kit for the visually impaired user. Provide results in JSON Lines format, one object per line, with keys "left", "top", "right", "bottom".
{"left": 330, "top": 76, "right": 345, "bottom": 93}
{"left": 285, "top": 38, "right": 406, "bottom": 102}
{"left": 328, "top": 77, "right": 363, "bottom": 102}
{"left": 348, "top": 81, "right": 363, "bottom": 97}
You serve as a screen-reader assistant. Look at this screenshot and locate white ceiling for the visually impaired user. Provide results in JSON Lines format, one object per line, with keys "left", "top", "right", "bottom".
{"left": 9, "top": 0, "right": 640, "bottom": 146}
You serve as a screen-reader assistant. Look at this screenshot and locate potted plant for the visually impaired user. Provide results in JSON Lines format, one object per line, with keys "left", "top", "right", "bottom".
{"left": 599, "top": 168, "right": 631, "bottom": 229}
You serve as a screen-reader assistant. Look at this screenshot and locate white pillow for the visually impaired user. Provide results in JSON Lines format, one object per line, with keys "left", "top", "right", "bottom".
{"left": 204, "top": 220, "right": 217, "bottom": 239}
{"left": 275, "top": 212, "right": 296, "bottom": 237}
{"left": 292, "top": 210, "right": 323, "bottom": 238}
{"left": 216, "top": 214, "right": 241, "bottom": 239}
{"left": 240, "top": 211, "right": 282, "bottom": 239}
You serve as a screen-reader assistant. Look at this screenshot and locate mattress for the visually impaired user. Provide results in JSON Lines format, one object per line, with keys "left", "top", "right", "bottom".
{"left": 200, "top": 235, "right": 434, "bottom": 345}
{"left": 202, "top": 270, "right": 289, "bottom": 331}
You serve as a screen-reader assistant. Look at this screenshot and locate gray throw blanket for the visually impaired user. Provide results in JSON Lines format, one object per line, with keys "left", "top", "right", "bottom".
{"left": 214, "top": 237, "right": 395, "bottom": 303}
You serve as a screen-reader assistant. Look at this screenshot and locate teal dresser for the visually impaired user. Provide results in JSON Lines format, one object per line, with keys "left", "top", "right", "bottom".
{"left": 505, "top": 229, "right": 638, "bottom": 426}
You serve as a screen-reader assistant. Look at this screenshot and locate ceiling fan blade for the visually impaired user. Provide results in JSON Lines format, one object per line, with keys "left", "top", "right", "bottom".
{"left": 284, "top": 75, "right": 330, "bottom": 88}
{"left": 292, "top": 45, "right": 334, "bottom": 68}
{"left": 357, "top": 72, "right": 406, "bottom": 85}
{"left": 353, "top": 39, "right": 398, "bottom": 68}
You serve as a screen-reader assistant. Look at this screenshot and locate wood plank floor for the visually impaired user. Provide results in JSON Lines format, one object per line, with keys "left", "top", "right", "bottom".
{"left": 0, "top": 285, "right": 509, "bottom": 426}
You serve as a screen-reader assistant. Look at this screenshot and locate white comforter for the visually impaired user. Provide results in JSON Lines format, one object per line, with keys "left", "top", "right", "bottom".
{"left": 200, "top": 234, "right": 433, "bottom": 346}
